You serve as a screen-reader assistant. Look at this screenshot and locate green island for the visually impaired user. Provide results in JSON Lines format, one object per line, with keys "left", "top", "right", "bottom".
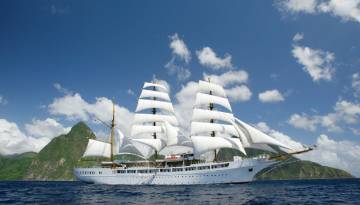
{"left": 0, "top": 122, "right": 353, "bottom": 181}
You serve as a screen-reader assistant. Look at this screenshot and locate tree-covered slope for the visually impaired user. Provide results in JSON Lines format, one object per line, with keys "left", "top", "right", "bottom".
{"left": 25, "top": 122, "right": 95, "bottom": 180}
{"left": 256, "top": 157, "right": 353, "bottom": 180}
{"left": 0, "top": 152, "right": 36, "bottom": 180}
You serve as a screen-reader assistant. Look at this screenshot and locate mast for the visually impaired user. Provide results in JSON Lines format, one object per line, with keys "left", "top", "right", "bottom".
{"left": 110, "top": 99, "right": 115, "bottom": 162}
{"left": 152, "top": 84, "right": 158, "bottom": 160}
{"left": 208, "top": 78, "right": 217, "bottom": 161}
{"left": 131, "top": 81, "right": 179, "bottom": 159}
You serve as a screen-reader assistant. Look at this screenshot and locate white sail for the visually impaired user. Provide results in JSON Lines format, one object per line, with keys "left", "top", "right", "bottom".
{"left": 199, "top": 80, "right": 227, "bottom": 97}
{"left": 131, "top": 138, "right": 165, "bottom": 152}
{"left": 139, "top": 89, "right": 170, "bottom": 101}
{"left": 119, "top": 143, "right": 154, "bottom": 159}
{"left": 159, "top": 145, "right": 194, "bottom": 155}
{"left": 163, "top": 121, "right": 179, "bottom": 146}
{"left": 131, "top": 125, "right": 163, "bottom": 137}
{"left": 191, "top": 136, "right": 246, "bottom": 155}
{"left": 245, "top": 143, "right": 278, "bottom": 153}
{"left": 190, "top": 121, "right": 238, "bottom": 137}
{"left": 136, "top": 99, "right": 175, "bottom": 113}
{"left": 235, "top": 118, "right": 292, "bottom": 150}
{"left": 133, "top": 113, "right": 178, "bottom": 126}
{"left": 195, "top": 93, "right": 232, "bottom": 111}
{"left": 83, "top": 139, "right": 111, "bottom": 158}
{"left": 192, "top": 108, "right": 234, "bottom": 123}
{"left": 143, "top": 82, "right": 168, "bottom": 92}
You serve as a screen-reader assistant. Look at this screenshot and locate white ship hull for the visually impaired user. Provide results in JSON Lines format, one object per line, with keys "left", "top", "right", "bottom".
{"left": 74, "top": 157, "right": 276, "bottom": 185}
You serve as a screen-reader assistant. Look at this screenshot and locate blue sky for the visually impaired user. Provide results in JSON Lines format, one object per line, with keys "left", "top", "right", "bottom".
{"left": 1, "top": 0, "right": 360, "bottom": 175}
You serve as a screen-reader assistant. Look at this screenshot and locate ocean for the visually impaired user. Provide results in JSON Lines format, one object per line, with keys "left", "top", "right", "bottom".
{"left": 0, "top": 179, "right": 359, "bottom": 204}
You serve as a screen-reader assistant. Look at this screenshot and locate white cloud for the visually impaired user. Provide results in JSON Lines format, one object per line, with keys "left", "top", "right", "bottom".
{"left": 318, "top": 0, "right": 360, "bottom": 23}
{"left": 165, "top": 59, "right": 191, "bottom": 82}
{"left": 288, "top": 113, "right": 319, "bottom": 131}
{"left": 292, "top": 32, "right": 304, "bottom": 42}
{"left": 152, "top": 77, "right": 171, "bottom": 93}
{"left": 226, "top": 85, "right": 252, "bottom": 102}
{"left": 352, "top": 72, "right": 360, "bottom": 98}
{"left": 277, "top": 0, "right": 360, "bottom": 23}
{"left": 173, "top": 81, "right": 199, "bottom": 135}
{"left": 48, "top": 93, "right": 134, "bottom": 136}
{"left": 0, "top": 119, "right": 50, "bottom": 155}
{"left": 258, "top": 89, "right": 285, "bottom": 103}
{"left": 53, "top": 83, "right": 72, "bottom": 95}
{"left": 203, "top": 70, "right": 252, "bottom": 102}
{"left": 277, "top": 0, "right": 317, "bottom": 13}
{"left": 292, "top": 45, "right": 335, "bottom": 82}
{"left": 49, "top": 93, "right": 89, "bottom": 121}
{"left": 25, "top": 118, "right": 70, "bottom": 139}
{"left": 0, "top": 95, "right": 7, "bottom": 105}
{"left": 196, "top": 47, "right": 233, "bottom": 69}
{"left": 165, "top": 33, "right": 192, "bottom": 82}
{"left": 288, "top": 100, "right": 360, "bottom": 132}
{"left": 203, "top": 70, "right": 248, "bottom": 87}
{"left": 351, "top": 128, "right": 360, "bottom": 135}
{"left": 300, "top": 134, "right": 360, "bottom": 177}
{"left": 169, "top": 33, "right": 191, "bottom": 63}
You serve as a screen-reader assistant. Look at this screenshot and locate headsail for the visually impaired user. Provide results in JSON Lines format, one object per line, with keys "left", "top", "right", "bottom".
{"left": 83, "top": 139, "right": 111, "bottom": 158}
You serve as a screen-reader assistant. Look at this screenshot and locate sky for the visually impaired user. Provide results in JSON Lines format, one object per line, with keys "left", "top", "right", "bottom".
{"left": 0, "top": 0, "right": 360, "bottom": 176}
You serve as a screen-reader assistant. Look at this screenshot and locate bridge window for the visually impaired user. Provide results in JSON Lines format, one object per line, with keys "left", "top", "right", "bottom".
{"left": 149, "top": 169, "right": 159, "bottom": 173}
{"left": 198, "top": 166, "right": 210, "bottom": 170}
{"left": 185, "top": 167, "right": 196, "bottom": 171}
{"left": 117, "top": 170, "right": 126, "bottom": 174}
{"left": 172, "top": 168, "right": 183, "bottom": 172}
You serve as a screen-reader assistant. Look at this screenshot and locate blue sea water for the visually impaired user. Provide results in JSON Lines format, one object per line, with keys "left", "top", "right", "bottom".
{"left": 0, "top": 179, "right": 359, "bottom": 205}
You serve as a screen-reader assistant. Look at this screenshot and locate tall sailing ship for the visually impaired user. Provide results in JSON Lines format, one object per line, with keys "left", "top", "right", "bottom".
{"left": 74, "top": 80, "right": 312, "bottom": 185}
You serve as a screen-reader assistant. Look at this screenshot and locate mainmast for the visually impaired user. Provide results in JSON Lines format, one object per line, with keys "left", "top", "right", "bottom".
{"left": 152, "top": 83, "right": 158, "bottom": 160}
{"left": 190, "top": 80, "right": 247, "bottom": 160}
{"left": 208, "top": 78, "right": 217, "bottom": 161}
{"left": 110, "top": 99, "right": 115, "bottom": 162}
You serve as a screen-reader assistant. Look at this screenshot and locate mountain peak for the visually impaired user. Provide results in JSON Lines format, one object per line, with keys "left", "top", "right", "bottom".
{"left": 68, "top": 121, "right": 96, "bottom": 139}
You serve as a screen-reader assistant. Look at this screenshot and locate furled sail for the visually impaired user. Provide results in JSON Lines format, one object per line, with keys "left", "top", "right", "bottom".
{"left": 83, "top": 139, "right": 111, "bottom": 158}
